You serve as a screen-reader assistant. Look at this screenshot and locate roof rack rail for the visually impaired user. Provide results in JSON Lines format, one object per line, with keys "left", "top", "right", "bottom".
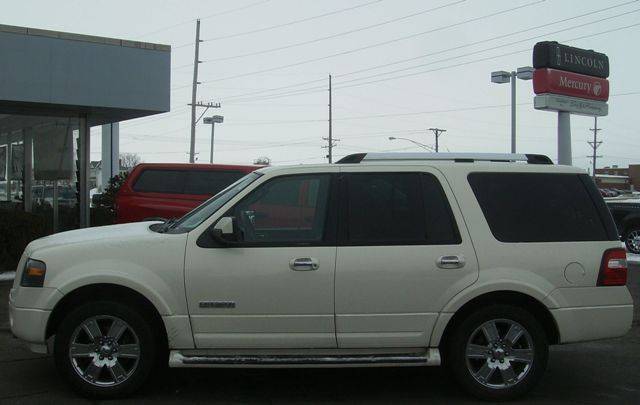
{"left": 335, "top": 153, "right": 552, "bottom": 165}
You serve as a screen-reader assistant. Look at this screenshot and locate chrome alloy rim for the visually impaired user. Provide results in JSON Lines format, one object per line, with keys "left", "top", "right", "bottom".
{"left": 465, "top": 319, "right": 534, "bottom": 389}
{"left": 68, "top": 316, "right": 141, "bottom": 387}
{"left": 625, "top": 230, "right": 640, "bottom": 254}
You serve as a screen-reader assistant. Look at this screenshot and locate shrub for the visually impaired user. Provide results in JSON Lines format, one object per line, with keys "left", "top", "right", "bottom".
{"left": 0, "top": 209, "right": 46, "bottom": 271}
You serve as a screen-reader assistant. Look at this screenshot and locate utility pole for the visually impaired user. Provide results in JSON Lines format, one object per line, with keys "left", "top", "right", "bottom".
{"left": 189, "top": 19, "right": 202, "bottom": 164}
{"left": 587, "top": 117, "right": 602, "bottom": 178}
{"left": 323, "top": 74, "right": 338, "bottom": 162}
{"left": 428, "top": 128, "right": 446, "bottom": 152}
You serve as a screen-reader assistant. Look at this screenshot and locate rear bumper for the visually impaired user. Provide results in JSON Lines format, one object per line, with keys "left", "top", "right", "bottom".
{"left": 551, "top": 304, "right": 633, "bottom": 343}
{"left": 546, "top": 286, "right": 634, "bottom": 343}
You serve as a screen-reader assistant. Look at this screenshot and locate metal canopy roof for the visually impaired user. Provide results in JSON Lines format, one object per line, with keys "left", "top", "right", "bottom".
{"left": 0, "top": 24, "right": 170, "bottom": 125}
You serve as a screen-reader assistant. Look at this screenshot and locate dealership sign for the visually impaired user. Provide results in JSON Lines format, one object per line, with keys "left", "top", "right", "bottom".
{"left": 533, "top": 68, "right": 609, "bottom": 101}
{"left": 533, "top": 41, "right": 609, "bottom": 78}
{"left": 534, "top": 93, "right": 608, "bottom": 116}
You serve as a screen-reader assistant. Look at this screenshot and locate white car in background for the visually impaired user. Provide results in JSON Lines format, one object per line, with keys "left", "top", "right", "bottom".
{"left": 9, "top": 153, "right": 633, "bottom": 400}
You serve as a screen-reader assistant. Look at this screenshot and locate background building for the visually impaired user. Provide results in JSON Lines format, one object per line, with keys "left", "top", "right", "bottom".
{"left": 595, "top": 164, "right": 640, "bottom": 190}
{"left": 0, "top": 24, "right": 170, "bottom": 232}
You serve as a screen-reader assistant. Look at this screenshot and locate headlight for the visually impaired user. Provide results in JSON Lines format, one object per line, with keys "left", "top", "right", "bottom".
{"left": 20, "top": 259, "right": 47, "bottom": 287}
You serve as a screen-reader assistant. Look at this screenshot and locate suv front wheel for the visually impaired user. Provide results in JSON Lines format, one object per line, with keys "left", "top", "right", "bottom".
{"left": 54, "top": 301, "right": 158, "bottom": 398}
{"left": 446, "top": 305, "right": 548, "bottom": 401}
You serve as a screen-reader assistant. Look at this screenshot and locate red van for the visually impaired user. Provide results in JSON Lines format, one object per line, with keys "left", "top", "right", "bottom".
{"left": 115, "top": 163, "right": 259, "bottom": 223}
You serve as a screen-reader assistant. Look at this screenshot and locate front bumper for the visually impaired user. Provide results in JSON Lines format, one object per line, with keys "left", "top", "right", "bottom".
{"left": 9, "top": 301, "right": 51, "bottom": 344}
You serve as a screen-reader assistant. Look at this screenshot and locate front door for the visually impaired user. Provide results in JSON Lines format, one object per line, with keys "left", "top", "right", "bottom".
{"left": 185, "top": 172, "right": 338, "bottom": 348}
{"left": 335, "top": 169, "right": 479, "bottom": 348}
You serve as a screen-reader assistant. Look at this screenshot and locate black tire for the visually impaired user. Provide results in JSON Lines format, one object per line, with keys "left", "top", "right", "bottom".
{"left": 623, "top": 225, "right": 640, "bottom": 254}
{"left": 54, "top": 300, "right": 158, "bottom": 399}
{"left": 446, "top": 305, "right": 548, "bottom": 401}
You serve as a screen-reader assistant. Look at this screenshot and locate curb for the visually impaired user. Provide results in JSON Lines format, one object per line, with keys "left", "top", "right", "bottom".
{"left": 0, "top": 271, "right": 16, "bottom": 283}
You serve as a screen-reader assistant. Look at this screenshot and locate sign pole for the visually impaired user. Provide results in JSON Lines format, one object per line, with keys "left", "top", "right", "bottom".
{"left": 557, "top": 111, "right": 572, "bottom": 165}
{"left": 511, "top": 71, "right": 516, "bottom": 153}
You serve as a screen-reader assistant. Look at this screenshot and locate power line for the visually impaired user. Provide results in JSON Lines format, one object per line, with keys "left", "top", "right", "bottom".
{"left": 202, "top": 0, "right": 384, "bottom": 42}
{"left": 200, "top": 0, "right": 544, "bottom": 83}
{"left": 219, "top": 10, "right": 640, "bottom": 104}
{"left": 332, "top": 8, "right": 640, "bottom": 89}
{"left": 136, "top": 0, "right": 271, "bottom": 39}
{"left": 206, "top": 0, "right": 466, "bottom": 62}
{"left": 333, "top": 1, "right": 640, "bottom": 81}
{"left": 202, "top": 0, "right": 637, "bottom": 97}
{"left": 221, "top": 19, "right": 640, "bottom": 104}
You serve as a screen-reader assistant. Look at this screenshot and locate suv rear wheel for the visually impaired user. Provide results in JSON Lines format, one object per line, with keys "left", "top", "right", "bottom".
{"left": 54, "top": 301, "right": 157, "bottom": 398}
{"left": 446, "top": 305, "right": 548, "bottom": 401}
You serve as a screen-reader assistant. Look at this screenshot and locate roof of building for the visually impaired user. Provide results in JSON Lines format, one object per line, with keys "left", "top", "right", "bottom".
{"left": 0, "top": 24, "right": 170, "bottom": 52}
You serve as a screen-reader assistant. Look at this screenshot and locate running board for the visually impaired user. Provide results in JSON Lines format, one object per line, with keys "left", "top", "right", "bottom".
{"left": 169, "top": 348, "right": 440, "bottom": 368}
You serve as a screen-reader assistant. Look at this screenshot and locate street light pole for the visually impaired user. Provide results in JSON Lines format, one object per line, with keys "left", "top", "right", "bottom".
{"left": 491, "top": 66, "right": 533, "bottom": 153}
{"left": 510, "top": 71, "right": 516, "bottom": 154}
{"left": 203, "top": 115, "right": 224, "bottom": 163}
{"left": 388, "top": 136, "right": 435, "bottom": 151}
{"left": 209, "top": 123, "right": 216, "bottom": 163}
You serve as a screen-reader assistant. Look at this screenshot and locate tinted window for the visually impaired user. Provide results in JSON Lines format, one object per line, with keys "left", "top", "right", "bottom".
{"left": 132, "top": 170, "right": 185, "bottom": 193}
{"left": 345, "top": 173, "right": 459, "bottom": 245}
{"left": 233, "top": 174, "right": 331, "bottom": 243}
{"left": 468, "top": 173, "right": 610, "bottom": 242}
{"left": 185, "top": 170, "right": 246, "bottom": 195}
{"left": 421, "top": 174, "right": 461, "bottom": 244}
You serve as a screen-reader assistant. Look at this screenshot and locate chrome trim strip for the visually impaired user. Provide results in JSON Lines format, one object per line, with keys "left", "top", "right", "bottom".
{"left": 169, "top": 348, "right": 441, "bottom": 368}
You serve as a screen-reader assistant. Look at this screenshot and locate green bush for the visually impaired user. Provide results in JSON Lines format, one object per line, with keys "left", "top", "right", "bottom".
{"left": 0, "top": 209, "right": 46, "bottom": 271}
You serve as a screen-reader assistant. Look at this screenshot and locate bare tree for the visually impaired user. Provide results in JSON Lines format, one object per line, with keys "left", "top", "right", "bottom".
{"left": 253, "top": 156, "right": 271, "bottom": 166}
{"left": 119, "top": 153, "right": 142, "bottom": 172}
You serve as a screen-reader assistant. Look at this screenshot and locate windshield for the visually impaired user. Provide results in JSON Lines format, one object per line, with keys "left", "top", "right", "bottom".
{"left": 166, "top": 171, "right": 262, "bottom": 233}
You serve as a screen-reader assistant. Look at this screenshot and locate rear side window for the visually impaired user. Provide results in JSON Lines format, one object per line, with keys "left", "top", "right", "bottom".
{"left": 468, "top": 173, "right": 613, "bottom": 242}
{"left": 344, "top": 173, "right": 460, "bottom": 245}
{"left": 132, "top": 169, "right": 246, "bottom": 195}
{"left": 132, "top": 170, "right": 185, "bottom": 193}
{"left": 185, "top": 170, "right": 246, "bottom": 195}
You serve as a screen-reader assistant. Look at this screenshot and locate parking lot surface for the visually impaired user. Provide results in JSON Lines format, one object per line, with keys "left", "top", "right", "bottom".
{"left": 1, "top": 265, "right": 638, "bottom": 404}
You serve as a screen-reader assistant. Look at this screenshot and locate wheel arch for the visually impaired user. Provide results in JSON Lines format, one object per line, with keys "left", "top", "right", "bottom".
{"left": 45, "top": 283, "right": 168, "bottom": 348}
{"left": 621, "top": 213, "right": 640, "bottom": 233}
{"left": 434, "top": 290, "right": 560, "bottom": 351}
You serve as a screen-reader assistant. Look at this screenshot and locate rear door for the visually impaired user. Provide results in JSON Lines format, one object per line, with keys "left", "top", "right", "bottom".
{"left": 334, "top": 167, "right": 479, "bottom": 348}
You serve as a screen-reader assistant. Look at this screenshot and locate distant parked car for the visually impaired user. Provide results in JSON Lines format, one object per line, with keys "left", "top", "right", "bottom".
{"left": 115, "top": 163, "right": 260, "bottom": 223}
{"left": 606, "top": 198, "right": 640, "bottom": 254}
{"left": 600, "top": 188, "right": 620, "bottom": 198}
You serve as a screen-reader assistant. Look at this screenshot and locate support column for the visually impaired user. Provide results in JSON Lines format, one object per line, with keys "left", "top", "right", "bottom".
{"left": 101, "top": 123, "right": 119, "bottom": 190}
{"left": 79, "top": 115, "right": 90, "bottom": 228}
{"left": 557, "top": 111, "right": 572, "bottom": 166}
{"left": 23, "top": 128, "right": 33, "bottom": 212}
{"left": 6, "top": 138, "right": 12, "bottom": 202}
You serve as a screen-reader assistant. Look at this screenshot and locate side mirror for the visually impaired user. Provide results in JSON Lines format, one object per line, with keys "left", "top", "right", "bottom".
{"left": 209, "top": 216, "right": 238, "bottom": 246}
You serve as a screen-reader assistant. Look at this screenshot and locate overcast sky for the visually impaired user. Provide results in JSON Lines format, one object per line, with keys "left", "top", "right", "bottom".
{"left": 3, "top": 0, "right": 639, "bottom": 170}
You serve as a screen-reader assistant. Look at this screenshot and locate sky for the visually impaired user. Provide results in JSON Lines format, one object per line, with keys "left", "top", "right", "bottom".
{"left": 2, "top": 0, "right": 639, "bottom": 171}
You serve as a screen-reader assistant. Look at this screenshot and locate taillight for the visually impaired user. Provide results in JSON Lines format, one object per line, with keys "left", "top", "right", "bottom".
{"left": 597, "top": 248, "right": 627, "bottom": 286}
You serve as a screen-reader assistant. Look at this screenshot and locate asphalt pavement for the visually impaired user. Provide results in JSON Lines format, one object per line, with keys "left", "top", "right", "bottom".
{"left": 0, "top": 265, "right": 638, "bottom": 404}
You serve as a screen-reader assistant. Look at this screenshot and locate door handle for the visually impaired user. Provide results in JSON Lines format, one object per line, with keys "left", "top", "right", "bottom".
{"left": 289, "top": 257, "right": 319, "bottom": 271}
{"left": 436, "top": 255, "right": 465, "bottom": 269}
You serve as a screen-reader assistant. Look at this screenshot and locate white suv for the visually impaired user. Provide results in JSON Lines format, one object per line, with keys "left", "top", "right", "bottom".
{"left": 9, "top": 153, "right": 633, "bottom": 400}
